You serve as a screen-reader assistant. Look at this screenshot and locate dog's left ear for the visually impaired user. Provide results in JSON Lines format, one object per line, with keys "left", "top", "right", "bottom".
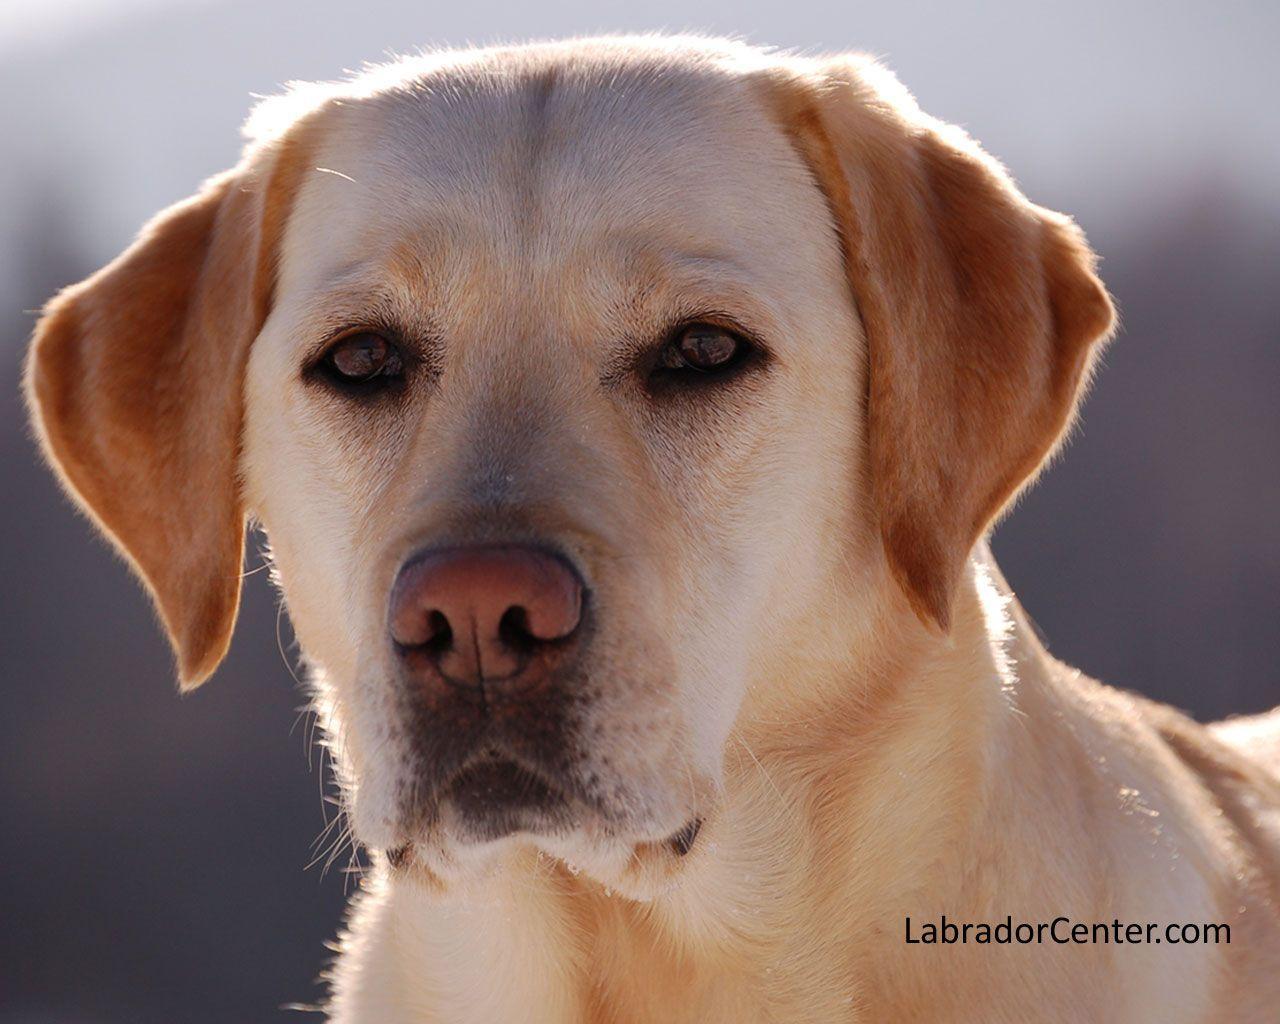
{"left": 758, "top": 58, "right": 1116, "bottom": 628}
{"left": 25, "top": 138, "right": 308, "bottom": 689}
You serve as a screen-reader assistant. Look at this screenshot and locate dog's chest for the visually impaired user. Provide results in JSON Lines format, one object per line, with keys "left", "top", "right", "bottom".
{"left": 329, "top": 869, "right": 857, "bottom": 1024}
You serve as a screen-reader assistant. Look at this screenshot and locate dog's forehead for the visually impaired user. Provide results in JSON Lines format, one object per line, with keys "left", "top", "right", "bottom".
{"left": 276, "top": 51, "right": 832, "bottom": 309}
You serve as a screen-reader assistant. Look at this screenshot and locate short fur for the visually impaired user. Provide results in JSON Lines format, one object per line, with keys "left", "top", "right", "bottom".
{"left": 26, "top": 36, "right": 1280, "bottom": 1023}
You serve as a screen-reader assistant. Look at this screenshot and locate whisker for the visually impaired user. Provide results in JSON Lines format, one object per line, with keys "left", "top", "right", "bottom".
{"left": 735, "top": 734, "right": 787, "bottom": 806}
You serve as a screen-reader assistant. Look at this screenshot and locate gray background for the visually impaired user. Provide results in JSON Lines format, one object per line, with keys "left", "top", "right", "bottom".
{"left": 2, "top": 1, "right": 1277, "bottom": 1021}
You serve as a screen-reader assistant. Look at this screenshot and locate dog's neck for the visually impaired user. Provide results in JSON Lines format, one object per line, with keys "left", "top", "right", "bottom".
{"left": 333, "top": 548, "right": 1080, "bottom": 1022}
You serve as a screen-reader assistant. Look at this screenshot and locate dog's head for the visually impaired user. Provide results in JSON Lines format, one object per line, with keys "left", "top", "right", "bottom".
{"left": 26, "top": 38, "right": 1112, "bottom": 888}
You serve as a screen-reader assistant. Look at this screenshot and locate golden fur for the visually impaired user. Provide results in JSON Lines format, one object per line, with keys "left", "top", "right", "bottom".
{"left": 25, "top": 36, "right": 1280, "bottom": 1023}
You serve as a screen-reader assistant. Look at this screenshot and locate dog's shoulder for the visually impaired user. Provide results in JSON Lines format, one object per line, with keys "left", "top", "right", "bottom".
{"left": 1209, "top": 707, "right": 1280, "bottom": 780}
{"left": 1143, "top": 699, "right": 1280, "bottom": 881}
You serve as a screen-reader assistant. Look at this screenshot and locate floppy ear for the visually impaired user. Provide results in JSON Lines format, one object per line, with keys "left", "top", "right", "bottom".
{"left": 25, "top": 143, "right": 305, "bottom": 689}
{"left": 760, "top": 59, "right": 1115, "bottom": 628}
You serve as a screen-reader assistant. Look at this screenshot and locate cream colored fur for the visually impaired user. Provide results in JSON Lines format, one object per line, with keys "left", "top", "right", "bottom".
{"left": 25, "top": 36, "right": 1280, "bottom": 1023}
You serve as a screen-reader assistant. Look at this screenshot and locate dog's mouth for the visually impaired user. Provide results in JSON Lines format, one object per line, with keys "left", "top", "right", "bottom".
{"left": 385, "top": 809, "right": 704, "bottom": 874}
{"left": 667, "top": 816, "right": 702, "bottom": 856}
{"left": 441, "top": 756, "right": 572, "bottom": 840}
{"left": 385, "top": 751, "right": 583, "bottom": 856}
{"left": 384, "top": 753, "right": 704, "bottom": 871}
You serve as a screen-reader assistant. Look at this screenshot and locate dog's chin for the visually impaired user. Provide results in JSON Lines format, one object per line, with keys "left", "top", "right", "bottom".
{"left": 438, "top": 758, "right": 577, "bottom": 843}
{"left": 380, "top": 760, "right": 707, "bottom": 896}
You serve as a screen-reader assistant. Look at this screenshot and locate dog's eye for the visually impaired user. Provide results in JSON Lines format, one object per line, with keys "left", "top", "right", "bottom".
{"left": 317, "top": 332, "right": 405, "bottom": 389}
{"left": 657, "top": 323, "right": 748, "bottom": 375}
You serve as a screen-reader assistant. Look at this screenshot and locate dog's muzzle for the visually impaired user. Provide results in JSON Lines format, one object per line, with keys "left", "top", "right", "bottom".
{"left": 387, "top": 543, "right": 591, "bottom": 840}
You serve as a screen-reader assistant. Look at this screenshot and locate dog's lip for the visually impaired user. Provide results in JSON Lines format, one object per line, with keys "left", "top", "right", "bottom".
{"left": 667, "top": 817, "right": 702, "bottom": 856}
{"left": 384, "top": 755, "right": 577, "bottom": 862}
{"left": 382, "top": 756, "right": 706, "bottom": 871}
{"left": 387, "top": 814, "right": 706, "bottom": 872}
{"left": 443, "top": 756, "right": 570, "bottom": 821}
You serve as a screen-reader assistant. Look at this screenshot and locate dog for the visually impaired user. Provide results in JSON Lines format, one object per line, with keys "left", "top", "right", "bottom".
{"left": 25, "top": 35, "right": 1280, "bottom": 1023}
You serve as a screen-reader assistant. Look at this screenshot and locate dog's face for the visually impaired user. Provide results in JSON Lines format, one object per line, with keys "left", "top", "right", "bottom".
{"left": 241, "top": 52, "right": 866, "bottom": 878}
{"left": 26, "top": 39, "right": 1113, "bottom": 889}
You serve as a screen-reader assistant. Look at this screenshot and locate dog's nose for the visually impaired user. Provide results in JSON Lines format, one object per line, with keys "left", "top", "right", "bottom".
{"left": 389, "top": 545, "right": 584, "bottom": 690}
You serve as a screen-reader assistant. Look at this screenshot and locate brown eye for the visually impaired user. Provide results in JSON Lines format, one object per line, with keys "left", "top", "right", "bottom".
{"left": 319, "top": 332, "right": 404, "bottom": 388}
{"left": 661, "top": 323, "right": 746, "bottom": 373}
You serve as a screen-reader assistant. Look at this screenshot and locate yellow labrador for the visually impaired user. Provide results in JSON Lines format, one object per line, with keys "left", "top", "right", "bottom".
{"left": 25, "top": 36, "right": 1280, "bottom": 1024}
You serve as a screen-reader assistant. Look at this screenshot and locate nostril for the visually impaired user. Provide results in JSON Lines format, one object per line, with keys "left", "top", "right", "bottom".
{"left": 498, "top": 605, "right": 537, "bottom": 652}
{"left": 422, "top": 610, "right": 453, "bottom": 655}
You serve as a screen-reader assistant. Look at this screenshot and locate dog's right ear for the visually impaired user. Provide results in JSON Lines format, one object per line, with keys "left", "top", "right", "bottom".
{"left": 25, "top": 139, "right": 309, "bottom": 690}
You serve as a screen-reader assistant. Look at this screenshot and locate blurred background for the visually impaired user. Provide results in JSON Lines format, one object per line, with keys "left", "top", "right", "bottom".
{"left": 1, "top": 0, "right": 1277, "bottom": 1020}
